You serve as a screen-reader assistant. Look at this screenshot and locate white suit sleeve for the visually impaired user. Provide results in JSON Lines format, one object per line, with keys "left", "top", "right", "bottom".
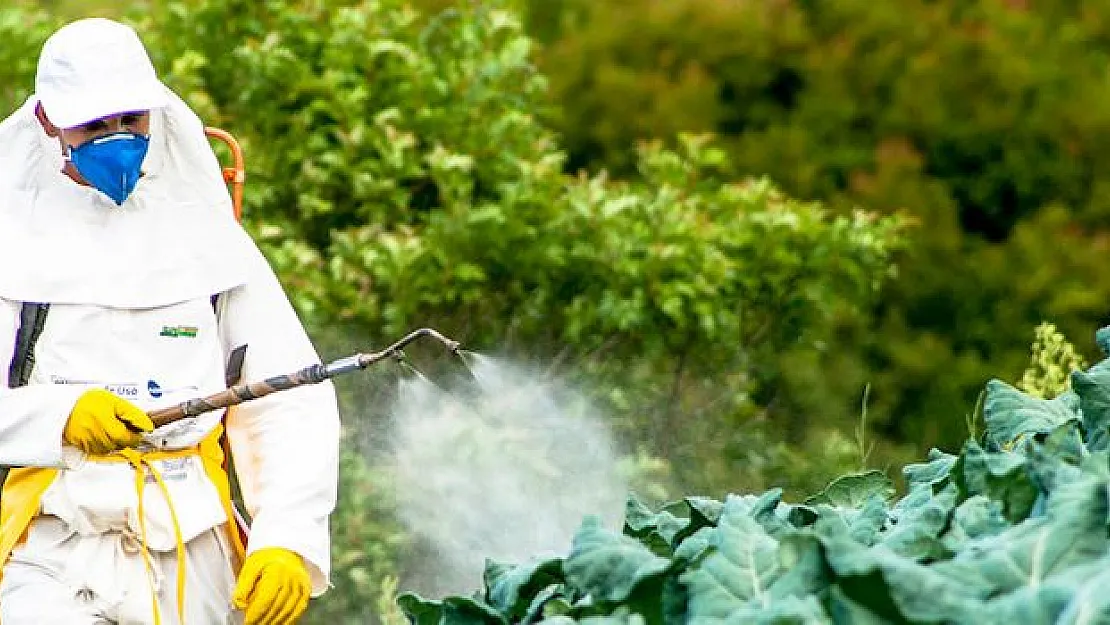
{"left": 217, "top": 255, "right": 341, "bottom": 596}
{"left": 0, "top": 298, "right": 85, "bottom": 468}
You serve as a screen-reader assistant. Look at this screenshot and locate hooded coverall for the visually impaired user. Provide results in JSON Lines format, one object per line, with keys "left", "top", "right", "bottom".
{"left": 0, "top": 27, "right": 341, "bottom": 624}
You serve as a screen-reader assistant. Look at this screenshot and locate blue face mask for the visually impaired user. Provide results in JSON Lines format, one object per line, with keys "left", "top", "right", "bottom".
{"left": 68, "top": 132, "right": 150, "bottom": 206}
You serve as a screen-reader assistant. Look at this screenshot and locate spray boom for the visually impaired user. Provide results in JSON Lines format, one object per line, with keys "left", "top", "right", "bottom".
{"left": 148, "top": 327, "right": 461, "bottom": 428}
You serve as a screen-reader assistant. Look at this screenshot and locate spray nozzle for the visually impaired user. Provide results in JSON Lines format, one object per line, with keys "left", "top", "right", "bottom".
{"left": 354, "top": 327, "right": 462, "bottom": 369}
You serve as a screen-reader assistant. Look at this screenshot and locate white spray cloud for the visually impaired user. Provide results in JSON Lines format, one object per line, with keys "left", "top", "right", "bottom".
{"left": 386, "top": 353, "right": 628, "bottom": 597}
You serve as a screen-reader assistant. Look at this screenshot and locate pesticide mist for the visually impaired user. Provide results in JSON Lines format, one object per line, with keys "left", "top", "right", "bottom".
{"left": 386, "top": 352, "right": 628, "bottom": 597}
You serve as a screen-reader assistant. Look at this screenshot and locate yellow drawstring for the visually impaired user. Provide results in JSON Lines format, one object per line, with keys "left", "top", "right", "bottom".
{"left": 114, "top": 448, "right": 188, "bottom": 625}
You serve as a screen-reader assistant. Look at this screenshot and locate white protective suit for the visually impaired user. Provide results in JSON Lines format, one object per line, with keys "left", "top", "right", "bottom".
{"left": 0, "top": 85, "right": 340, "bottom": 624}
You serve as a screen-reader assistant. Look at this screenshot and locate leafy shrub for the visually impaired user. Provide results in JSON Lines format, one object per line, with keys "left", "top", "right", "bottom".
{"left": 0, "top": 5, "right": 56, "bottom": 113}
{"left": 128, "top": 0, "right": 907, "bottom": 496}
{"left": 522, "top": 0, "right": 1110, "bottom": 456}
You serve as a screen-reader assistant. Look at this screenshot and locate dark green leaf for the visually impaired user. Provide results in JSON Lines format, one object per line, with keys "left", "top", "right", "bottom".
{"left": 881, "top": 482, "right": 957, "bottom": 561}
{"left": 398, "top": 592, "right": 509, "bottom": 625}
{"left": 767, "top": 533, "right": 831, "bottom": 601}
{"left": 565, "top": 516, "right": 672, "bottom": 605}
{"left": 1071, "top": 368, "right": 1110, "bottom": 451}
{"left": 485, "top": 557, "right": 565, "bottom": 621}
{"left": 825, "top": 541, "right": 983, "bottom": 623}
{"left": 982, "top": 379, "right": 1079, "bottom": 450}
{"left": 399, "top": 592, "right": 445, "bottom": 625}
{"left": 955, "top": 440, "right": 1040, "bottom": 523}
{"left": 941, "top": 495, "right": 1009, "bottom": 552}
{"left": 809, "top": 495, "right": 889, "bottom": 547}
{"left": 805, "top": 471, "right": 895, "bottom": 508}
{"left": 936, "top": 475, "right": 1110, "bottom": 598}
{"left": 680, "top": 495, "right": 784, "bottom": 621}
{"left": 719, "top": 595, "right": 832, "bottom": 625}
{"left": 524, "top": 586, "right": 571, "bottom": 624}
{"left": 901, "top": 449, "right": 958, "bottom": 492}
{"left": 624, "top": 495, "right": 686, "bottom": 556}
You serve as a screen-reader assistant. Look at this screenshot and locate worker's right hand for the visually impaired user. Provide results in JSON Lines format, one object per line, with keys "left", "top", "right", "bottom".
{"left": 63, "top": 388, "right": 153, "bottom": 455}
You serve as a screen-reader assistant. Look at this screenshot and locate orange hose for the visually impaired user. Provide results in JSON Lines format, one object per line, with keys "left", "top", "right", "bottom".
{"left": 203, "top": 127, "right": 245, "bottom": 222}
{"left": 201, "top": 127, "right": 251, "bottom": 546}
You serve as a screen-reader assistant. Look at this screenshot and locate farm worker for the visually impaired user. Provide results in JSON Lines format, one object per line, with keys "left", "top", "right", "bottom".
{"left": 0, "top": 17, "right": 341, "bottom": 625}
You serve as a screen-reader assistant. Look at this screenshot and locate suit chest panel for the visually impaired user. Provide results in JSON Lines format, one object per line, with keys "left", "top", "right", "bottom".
{"left": 30, "top": 298, "right": 225, "bottom": 410}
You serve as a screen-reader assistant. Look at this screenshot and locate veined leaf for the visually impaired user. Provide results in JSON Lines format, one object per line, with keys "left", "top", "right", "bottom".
{"left": 680, "top": 495, "right": 784, "bottom": 622}
{"left": 901, "top": 449, "right": 958, "bottom": 492}
{"left": 936, "top": 475, "right": 1110, "bottom": 598}
{"left": 1051, "top": 555, "right": 1110, "bottom": 623}
{"left": 525, "top": 585, "right": 572, "bottom": 624}
{"left": 720, "top": 595, "right": 832, "bottom": 625}
{"left": 825, "top": 586, "right": 895, "bottom": 625}
{"left": 955, "top": 440, "right": 1040, "bottom": 523}
{"left": 805, "top": 470, "right": 895, "bottom": 508}
{"left": 809, "top": 495, "right": 889, "bottom": 547}
{"left": 625, "top": 494, "right": 724, "bottom": 557}
{"left": 398, "top": 592, "right": 443, "bottom": 625}
{"left": 941, "top": 495, "right": 1009, "bottom": 553}
{"left": 982, "top": 379, "right": 1079, "bottom": 450}
{"left": 672, "top": 526, "right": 715, "bottom": 564}
{"left": 684, "top": 497, "right": 725, "bottom": 526}
{"left": 976, "top": 585, "right": 1072, "bottom": 625}
{"left": 881, "top": 481, "right": 957, "bottom": 561}
{"left": 398, "top": 592, "right": 509, "bottom": 625}
{"left": 1071, "top": 368, "right": 1110, "bottom": 451}
{"left": 766, "top": 532, "right": 831, "bottom": 601}
{"left": 975, "top": 554, "right": 1110, "bottom": 623}
{"left": 394, "top": 329, "right": 1110, "bottom": 625}
{"left": 824, "top": 541, "right": 983, "bottom": 623}
{"left": 565, "top": 516, "right": 672, "bottom": 605}
{"left": 1026, "top": 423, "right": 1087, "bottom": 505}
{"left": 572, "top": 608, "right": 648, "bottom": 625}
{"left": 743, "top": 490, "right": 797, "bottom": 540}
{"left": 484, "top": 557, "right": 565, "bottom": 621}
{"left": 624, "top": 495, "right": 687, "bottom": 557}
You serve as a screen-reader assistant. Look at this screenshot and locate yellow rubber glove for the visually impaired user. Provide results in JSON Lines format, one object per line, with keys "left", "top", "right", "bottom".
{"left": 233, "top": 547, "right": 311, "bottom": 625}
{"left": 63, "top": 388, "right": 153, "bottom": 455}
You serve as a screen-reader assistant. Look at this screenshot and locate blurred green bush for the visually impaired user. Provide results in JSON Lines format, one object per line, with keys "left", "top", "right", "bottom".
{"left": 125, "top": 0, "right": 904, "bottom": 497}
{"left": 524, "top": 0, "right": 1110, "bottom": 454}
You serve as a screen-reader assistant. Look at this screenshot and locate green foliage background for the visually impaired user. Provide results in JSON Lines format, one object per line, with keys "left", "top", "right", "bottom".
{"left": 523, "top": 0, "right": 1110, "bottom": 452}
{"left": 5, "top": 0, "right": 1108, "bottom": 622}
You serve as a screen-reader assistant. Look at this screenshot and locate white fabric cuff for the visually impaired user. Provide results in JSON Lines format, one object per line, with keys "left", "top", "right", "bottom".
{"left": 245, "top": 514, "right": 332, "bottom": 596}
{"left": 0, "top": 384, "right": 87, "bottom": 468}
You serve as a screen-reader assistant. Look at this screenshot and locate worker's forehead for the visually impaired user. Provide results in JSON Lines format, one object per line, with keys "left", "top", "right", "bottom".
{"left": 84, "top": 110, "right": 151, "bottom": 122}
{"left": 66, "top": 110, "right": 151, "bottom": 129}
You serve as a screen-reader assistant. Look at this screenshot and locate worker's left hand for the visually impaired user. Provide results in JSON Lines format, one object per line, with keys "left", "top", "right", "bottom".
{"left": 232, "top": 547, "right": 311, "bottom": 625}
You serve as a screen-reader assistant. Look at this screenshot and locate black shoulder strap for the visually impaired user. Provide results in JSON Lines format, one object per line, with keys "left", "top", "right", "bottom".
{"left": 225, "top": 344, "right": 248, "bottom": 387}
{"left": 8, "top": 302, "right": 50, "bottom": 390}
{"left": 211, "top": 293, "right": 248, "bottom": 386}
{"left": 211, "top": 291, "right": 252, "bottom": 530}
{"left": 3, "top": 302, "right": 50, "bottom": 483}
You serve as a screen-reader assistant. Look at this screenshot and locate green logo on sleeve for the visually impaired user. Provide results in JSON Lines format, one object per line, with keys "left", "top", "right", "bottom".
{"left": 159, "top": 325, "right": 199, "bottom": 338}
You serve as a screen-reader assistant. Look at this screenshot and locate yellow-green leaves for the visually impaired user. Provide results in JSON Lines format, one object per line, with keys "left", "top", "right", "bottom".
{"left": 1018, "top": 323, "right": 1088, "bottom": 400}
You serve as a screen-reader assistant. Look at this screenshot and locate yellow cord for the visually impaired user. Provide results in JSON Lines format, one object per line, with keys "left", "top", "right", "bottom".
{"left": 115, "top": 448, "right": 188, "bottom": 625}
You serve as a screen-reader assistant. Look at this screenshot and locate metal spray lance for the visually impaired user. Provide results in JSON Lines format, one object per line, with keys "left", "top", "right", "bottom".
{"left": 147, "top": 327, "right": 461, "bottom": 428}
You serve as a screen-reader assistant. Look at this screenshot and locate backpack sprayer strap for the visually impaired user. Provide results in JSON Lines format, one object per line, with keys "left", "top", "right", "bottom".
{"left": 8, "top": 302, "right": 49, "bottom": 390}
{"left": 3, "top": 302, "right": 52, "bottom": 502}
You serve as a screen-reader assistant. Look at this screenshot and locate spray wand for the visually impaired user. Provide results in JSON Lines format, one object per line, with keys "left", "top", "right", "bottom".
{"left": 148, "top": 327, "right": 461, "bottom": 428}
